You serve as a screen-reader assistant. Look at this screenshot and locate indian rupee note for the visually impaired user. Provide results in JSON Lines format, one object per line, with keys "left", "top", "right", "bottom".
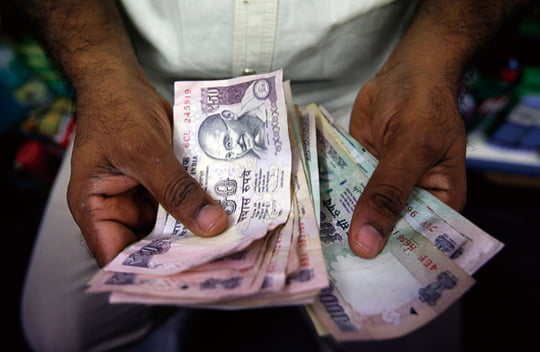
{"left": 298, "top": 104, "right": 321, "bottom": 224}
{"left": 90, "top": 228, "right": 280, "bottom": 302}
{"left": 309, "top": 115, "right": 475, "bottom": 340}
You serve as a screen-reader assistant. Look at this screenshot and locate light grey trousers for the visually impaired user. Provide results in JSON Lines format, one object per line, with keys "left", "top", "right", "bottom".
{"left": 21, "top": 144, "right": 155, "bottom": 352}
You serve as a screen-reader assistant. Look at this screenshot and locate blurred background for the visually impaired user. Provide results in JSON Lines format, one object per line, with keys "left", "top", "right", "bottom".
{"left": 2, "top": 3, "right": 539, "bottom": 352}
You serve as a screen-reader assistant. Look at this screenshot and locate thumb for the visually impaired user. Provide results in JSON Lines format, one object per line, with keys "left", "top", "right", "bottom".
{"left": 140, "top": 150, "right": 228, "bottom": 237}
{"left": 348, "top": 149, "right": 426, "bottom": 258}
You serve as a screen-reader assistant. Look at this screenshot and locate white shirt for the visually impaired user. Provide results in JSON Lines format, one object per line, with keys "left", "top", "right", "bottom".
{"left": 121, "top": 0, "right": 419, "bottom": 127}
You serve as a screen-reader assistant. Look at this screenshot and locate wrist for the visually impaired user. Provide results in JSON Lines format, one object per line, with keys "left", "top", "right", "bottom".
{"left": 381, "top": 0, "right": 528, "bottom": 94}
{"left": 69, "top": 52, "right": 147, "bottom": 97}
{"left": 19, "top": 0, "right": 144, "bottom": 95}
{"left": 55, "top": 23, "right": 144, "bottom": 95}
{"left": 382, "top": 19, "right": 474, "bottom": 94}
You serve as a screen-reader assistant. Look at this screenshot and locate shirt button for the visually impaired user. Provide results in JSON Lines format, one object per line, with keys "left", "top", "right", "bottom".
{"left": 242, "top": 68, "right": 256, "bottom": 75}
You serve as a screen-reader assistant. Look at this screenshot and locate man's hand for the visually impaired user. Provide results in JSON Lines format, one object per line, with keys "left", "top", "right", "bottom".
{"left": 11, "top": 1, "right": 228, "bottom": 267}
{"left": 67, "top": 71, "right": 228, "bottom": 267}
{"left": 346, "top": 0, "right": 532, "bottom": 259}
{"left": 348, "top": 60, "right": 467, "bottom": 259}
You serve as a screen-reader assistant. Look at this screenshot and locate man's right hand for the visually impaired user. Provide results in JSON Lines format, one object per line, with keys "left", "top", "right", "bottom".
{"left": 67, "top": 72, "right": 228, "bottom": 267}
{"left": 10, "top": 0, "right": 228, "bottom": 267}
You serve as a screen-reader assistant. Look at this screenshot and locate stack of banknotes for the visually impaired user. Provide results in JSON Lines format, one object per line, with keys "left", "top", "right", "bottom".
{"left": 87, "top": 70, "right": 503, "bottom": 341}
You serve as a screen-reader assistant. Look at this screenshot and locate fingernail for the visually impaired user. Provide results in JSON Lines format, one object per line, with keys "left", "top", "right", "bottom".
{"left": 354, "top": 225, "right": 383, "bottom": 257}
{"left": 197, "top": 205, "right": 226, "bottom": 235}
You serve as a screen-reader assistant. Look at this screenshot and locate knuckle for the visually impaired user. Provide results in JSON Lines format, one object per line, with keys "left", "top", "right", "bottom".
{"left": 66, "top": 183, "right": 91, "bottom": 222}
{"left": 420, "top": 137, "right": 446, "bottom": 160}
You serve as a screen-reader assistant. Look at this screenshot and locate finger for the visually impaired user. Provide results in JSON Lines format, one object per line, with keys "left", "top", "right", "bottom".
{"left": 68, "top": 192, "right": 141, "bottom": 267}
{"left": 68, "top": 185, "right": 155, "bottom": 266}
{"left": 137, "top": 149, "right": 228, "bottom": 238}
{"left": 348, "top": 145, "right": 429, "bottom": 259}
{"left": 88, "top": 220, "right": 140, "bottom": 267}
{"left": 416, "top": 160, "right": 467, "bottom": 212}
{"left": 88, "top": 187, "right": 157, "bottom": 232}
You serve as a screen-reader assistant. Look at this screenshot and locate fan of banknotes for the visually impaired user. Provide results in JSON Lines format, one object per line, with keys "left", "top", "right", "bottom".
{"left": 87, "top": 70, "right": 503, "bottom": 341}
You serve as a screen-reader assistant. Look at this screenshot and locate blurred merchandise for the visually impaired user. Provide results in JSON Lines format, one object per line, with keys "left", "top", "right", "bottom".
{"left": 487, "top": 94, "right": 540, "bottom": 150}
{"left": 459, "top": 7, "right": 540, "bottom": 177}
{"left": 0, "top": 37, "right": 35, "bottom": 130}
{"left": 461, "top": 56, "right": 521, "bottom": 132}
{"left": 0, "top": 34, "right": 74, "bottom": 189}
{"left": 12, "top": 35, "right": 70, "bottom": 96}
{"left": 20, "top": 96, "right": 76, "bottom": 150}
{"left": 13, "top": 139, "right": 61, "bottom": 186}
